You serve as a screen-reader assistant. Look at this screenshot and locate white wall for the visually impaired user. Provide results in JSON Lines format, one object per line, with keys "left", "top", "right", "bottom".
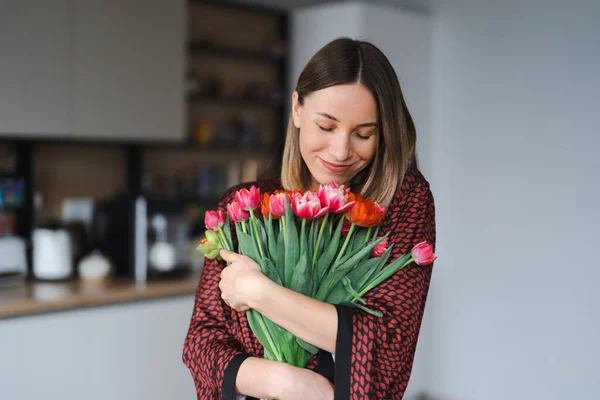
{"left": 425, "top": 0, "right": 600, "bottom": 399}
{"left": 0, "top": 296, "right": 197, "bottom": 400}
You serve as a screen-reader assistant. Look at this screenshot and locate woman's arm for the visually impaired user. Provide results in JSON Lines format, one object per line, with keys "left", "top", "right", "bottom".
{"left": 236, "top": 357, "right": 334, "bottom": 400}
{"left": 220, "top": 249, "right": 338, "bottom": 353}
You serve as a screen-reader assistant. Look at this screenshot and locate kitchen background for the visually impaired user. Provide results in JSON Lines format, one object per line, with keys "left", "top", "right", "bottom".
{"left": 1, "top": 1, "right": 599, "bottom": 400}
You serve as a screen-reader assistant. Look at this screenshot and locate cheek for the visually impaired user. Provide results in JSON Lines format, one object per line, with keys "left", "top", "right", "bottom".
{"left": 299, "top": 127, "right": 327, "bottom": 155}
{"left": 356, "top": 139, "right": 378, "bottom": 163}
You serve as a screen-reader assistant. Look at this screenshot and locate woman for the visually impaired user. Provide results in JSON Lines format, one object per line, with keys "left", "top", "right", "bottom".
{"left": 183, "top": 37, "right": 436, "bottom": 400}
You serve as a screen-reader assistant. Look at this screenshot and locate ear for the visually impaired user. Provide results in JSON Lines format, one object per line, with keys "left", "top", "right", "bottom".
{"left": 291, "top": 91, "right": 302, "bottom": 129}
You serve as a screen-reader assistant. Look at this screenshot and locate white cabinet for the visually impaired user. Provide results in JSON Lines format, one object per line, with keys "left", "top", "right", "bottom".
{"left": 72, "top": 0, "right": 185, "bottom": 141}
{"left": 0, "top": 0, "right": 70, "bottom": 137}
{"left": 0, "top": 0, "right": 185, "bottom": 141}
{"left": 0, "top": 297, "right": 197, "bottom": 400}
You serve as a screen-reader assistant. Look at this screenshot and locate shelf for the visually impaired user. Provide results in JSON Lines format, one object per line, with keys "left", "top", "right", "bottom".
{"left": 188, "top": 42, "right": 286, "bottom": 63}
{"left": 188, "top": 93, "right": 283, "bottom": 108}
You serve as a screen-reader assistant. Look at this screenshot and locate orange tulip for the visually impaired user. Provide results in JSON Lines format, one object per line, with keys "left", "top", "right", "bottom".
{"left": 346, "top": 194, "right": 386, "bottom": 227}
{"left": 261, "top": 193, "right": 271, "bottom": 218}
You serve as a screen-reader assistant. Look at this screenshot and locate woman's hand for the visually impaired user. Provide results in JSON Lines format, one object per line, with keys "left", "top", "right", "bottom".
{"left": 276, "top": 365, "right": 334, "bottom": 400}
{"left": 219, "top": 249, "right": 266, "bottom": 312}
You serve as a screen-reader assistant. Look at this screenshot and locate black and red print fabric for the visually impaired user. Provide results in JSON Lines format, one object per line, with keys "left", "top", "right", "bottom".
{"left": 182, "top": 165, "right": 436, "bottom": 399}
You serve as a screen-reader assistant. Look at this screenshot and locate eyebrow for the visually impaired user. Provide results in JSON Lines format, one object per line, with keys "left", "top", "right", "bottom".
{"left": 316, "top": 112, "right": 377, "bottom": 128}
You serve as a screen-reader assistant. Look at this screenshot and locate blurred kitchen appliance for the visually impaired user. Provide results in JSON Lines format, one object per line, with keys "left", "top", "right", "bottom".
{"left": 92, "top": 193, "right": 192, "bottom": 282}
{"left": 32, "top": 227, "right": 73, "bottom": 280}
{"left": 0, "top": 236, "right": 27, "bottom": 287}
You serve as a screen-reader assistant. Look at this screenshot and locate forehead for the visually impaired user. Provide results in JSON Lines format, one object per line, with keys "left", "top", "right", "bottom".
{"left": 304, "top": 84, "right": 377, "bottom": 123}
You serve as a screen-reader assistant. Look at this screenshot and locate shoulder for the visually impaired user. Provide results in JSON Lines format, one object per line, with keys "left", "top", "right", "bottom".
{"left": 217, "top": 177, "right": 282, "bottom": 207}
{"left": 392, "top": 166, "right": 433, "bottom": 204}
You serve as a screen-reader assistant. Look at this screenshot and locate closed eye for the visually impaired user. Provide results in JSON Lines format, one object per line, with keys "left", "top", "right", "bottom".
{"left": 317, "top": 125, "right": 334, "bottom": 132}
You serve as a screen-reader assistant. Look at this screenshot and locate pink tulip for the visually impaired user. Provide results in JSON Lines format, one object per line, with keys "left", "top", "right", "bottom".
{"left": 227, "top": 201, "right": 250, "bottom": 222}
{"left": 371, "top": 237, "right": 389, "bottom": 257}
{"left": 317, "top": 183, "right": 355, "bottom": 213}
{"left": 341, "top": 218, "right": 352, "bottom": 237}
{"left": 292, "top": 191, "right": 329, "bottom": 219}
{"left": 204, "top": 210, "right": 225, "bottom": 231}
{"left": 411, "top": 241, "right": 437, "bottom": 265}
{"left": 270, "top": 192, "right": 287, "bottom": 218}
{"left": 235, "top": 185, "right": 261, "bottom": 211}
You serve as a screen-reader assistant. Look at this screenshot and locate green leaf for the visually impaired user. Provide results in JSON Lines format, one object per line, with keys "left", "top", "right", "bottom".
{"left": 316, "top": 216, "right": 345, "bottom": 286}
{"left": 290, "top": 252, "right": 312, "bottom": 296}
{"left": 342, "top": 277, "right": 365, "bottom": 304}
{"left": 222, "top": 214, "right": 234, "bottom": 251}
{"left": 359, "top": 252, "right": 413, "bottom": 296}
{"left": 346, "top": 256, "right": 383, "bottom": 292}
{"left": 260, "top": 257, "right": 283, "bottom": 286}
{"left": 237, "top": 230, "right": 259, "bottom": 262}
{"left": 246, "top": 310, "right": 279, "bottom": 361}
{"left": 332, "top": 235, "right": 388, "bottom": 274}
{"left": 266, "top": 213, "right": 278, "bottom": 261}
{"left": 296, "top": 337, "right": 319, "bottom": 356}
{"left": 276, "top": 231, "right": 285, "bottom": 282}
{"left": 316, "top": 268, "right": 347, "bottom": 301}
{"left": 351, "top": 229, "right": 368, "bottom": 252}
{"left": 339, "top": 301, "right": 383, "bottom": 318}
{"left": 323, "top": 277, "right": 351, "bottom": 304}
{"left": 284, "top": 199, "right": 299, "bottom": 288}
{"left": 253, "top": 214, "right": 268, "bottom": 256}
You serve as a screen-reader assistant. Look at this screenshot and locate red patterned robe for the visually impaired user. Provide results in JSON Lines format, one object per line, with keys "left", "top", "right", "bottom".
{"left": 183, "top": 166, "right": 436, "bottom": 399}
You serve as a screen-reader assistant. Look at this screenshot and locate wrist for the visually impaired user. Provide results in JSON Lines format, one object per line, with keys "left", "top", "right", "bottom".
{"left": 248, "top": 274, "right": 276, "bottom": 311}
{"left": 269, "top": 362, "right": 296, "bottom": 398}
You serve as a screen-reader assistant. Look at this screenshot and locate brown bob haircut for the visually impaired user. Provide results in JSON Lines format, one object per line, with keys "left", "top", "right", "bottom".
{"left": 280, "top": 37, "right": 418, "bottom": 207}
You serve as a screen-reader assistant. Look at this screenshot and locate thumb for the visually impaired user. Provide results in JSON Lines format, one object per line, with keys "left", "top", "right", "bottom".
{"left": 219, "top": 249, "right": 241, "bottom": 262}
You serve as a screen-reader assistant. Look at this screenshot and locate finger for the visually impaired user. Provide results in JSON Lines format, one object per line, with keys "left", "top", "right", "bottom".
{"left": 219, "top": 249, "right": 244, "bottom": 263}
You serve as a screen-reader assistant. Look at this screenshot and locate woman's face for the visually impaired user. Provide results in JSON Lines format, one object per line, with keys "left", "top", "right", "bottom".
{"left": 292, "top": 84, "right": 379, "bottom": 190}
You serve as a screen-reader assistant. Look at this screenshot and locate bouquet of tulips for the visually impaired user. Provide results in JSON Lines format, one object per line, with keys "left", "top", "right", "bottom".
{"left": 198, "top": 183, "right": 436, "bottom": 369}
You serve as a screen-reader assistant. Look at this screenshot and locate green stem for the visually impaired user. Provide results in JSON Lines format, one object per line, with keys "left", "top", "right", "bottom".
{"left": 312, "top": 213, "right": 329, "bottom": 269}
{"left": 217, "top": 228, "right": 231, "bottom": 252}
{"left": 299, "top": 218, "right": 307, "bottom": 258}
{"left": 252, "top": 311, "right": 283, "bottom": 362}
{"left": 364, "top": 227, "right": 372, "bottom": 245}
{"left": 280, "top": 216, "right": 286, "bottom": 243}
{"left": 248, "top": 209, "right": 265, "bottom": 259}
{"left": 241, "top": 220, "right": 248, "bottom": 234}
{"left": 332, "top": 223, "right": 356, "bottom": 268}
{"left": 358, "top": 256, "right": 414, "bottom": 296}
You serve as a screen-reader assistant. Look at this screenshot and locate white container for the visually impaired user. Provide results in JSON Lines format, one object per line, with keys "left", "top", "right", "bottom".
{"left": 32, "top": 228, "right": 73, "bottom": 280}
{"left": 0, "top": 236, "right": 27, "bottom": 276}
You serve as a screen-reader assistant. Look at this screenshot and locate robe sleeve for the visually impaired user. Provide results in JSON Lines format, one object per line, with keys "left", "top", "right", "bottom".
{"left": 182, "top": 189, "right": 253, "bottom": 400}
{"left": 333, "top": 178, "right": 436, "bottom": 399}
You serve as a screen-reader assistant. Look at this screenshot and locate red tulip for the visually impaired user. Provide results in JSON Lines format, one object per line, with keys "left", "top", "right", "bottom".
{"left": 371, "top": 237, "right": 389, "bottom": 257}
{"left": 411, "top": 241, "right": 437, "bottom": 265}
{"left": 235, "top": 185, "right": 261, "bottom": 211}
{"left": 204, "top": 210, "right": 225, "bottom": 231}
{"left": 292, "top": 191, "right": 329, "bottom": 219}
{"left": 269, "top": 192, "right": 287, "bottom": 218}
{"left": 261, "top": 191, "right": 287, "bottom": 218}
{"left": 341, "top": 218, "right": 352, "bottom": 237}
{"left": 227, "top": 201, "right": 250, "bottom": 222}
{"left": 317, "top": 183, "right": 355, "bottom": 213}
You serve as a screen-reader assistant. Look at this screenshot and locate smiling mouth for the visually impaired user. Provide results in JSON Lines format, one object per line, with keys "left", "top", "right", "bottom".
{"left": 319, "top": 158, "right": 352, "bottom": 173}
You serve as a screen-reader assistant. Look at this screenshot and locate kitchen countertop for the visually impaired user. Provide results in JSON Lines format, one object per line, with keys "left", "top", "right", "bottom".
{"left": 0, "top": 273, "right": 201, "bottom": 320}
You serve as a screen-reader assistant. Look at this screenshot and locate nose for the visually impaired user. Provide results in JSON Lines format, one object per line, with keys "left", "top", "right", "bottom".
{"left": 328, "top": 133, "right": 352, "bottom": 161}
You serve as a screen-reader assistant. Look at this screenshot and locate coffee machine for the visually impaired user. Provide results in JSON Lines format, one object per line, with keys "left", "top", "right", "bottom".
{"left": 93, "top": 193, "right": 192, "bottom": 282}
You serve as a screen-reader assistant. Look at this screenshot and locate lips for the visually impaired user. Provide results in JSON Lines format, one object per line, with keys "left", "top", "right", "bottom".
{"left": 320, "top": 158, "right": 351, "bottom": 174}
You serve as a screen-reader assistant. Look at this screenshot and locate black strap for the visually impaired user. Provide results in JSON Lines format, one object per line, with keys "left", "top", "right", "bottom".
{"left": 334, "top": 304, "right": 354, "bottom": 400}
{"left": 222, "top": 353, "right": 252, "bottom": 400}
